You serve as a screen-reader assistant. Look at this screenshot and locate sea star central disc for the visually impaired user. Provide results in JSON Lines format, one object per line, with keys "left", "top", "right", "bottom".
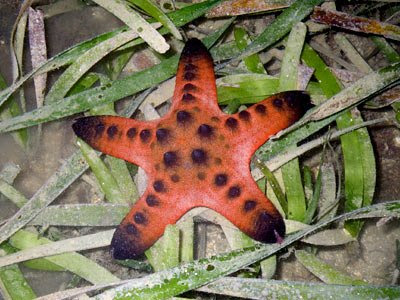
{"left": 73, "top": 38, "right": 310, "bottom": 259}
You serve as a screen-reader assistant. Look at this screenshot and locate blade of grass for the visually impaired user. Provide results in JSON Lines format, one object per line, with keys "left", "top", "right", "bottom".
{"left": 127, "top": 0, "right": 182, "bottom": 40}
{"left": 372, "top": 36, "right": 400, "bottom": 63}
{"left": 217, "top": 74, "right": 279, "bottom": 105}
{"left": 197, "top": 277, "right": 400, "bottom": 299}
{"left": 303, "top": 143, "right": 327, "bottom": 224}
{"left": 45, "top": 28, "right": 159, "bottom": 103}
{"left": 77, "top": 139, "right": 127, "bottom": 204}
{"left": 2, "top": 242, "right": 65, "bottom": 273}
{"left": 0, "top": 73, "right": 28, "bottom": 149}
{"left": 0, "top": 179, "right": 28, "bottom": 208}
{"left": 28, "top": 204, "right": 128, "bottom": 226}
{"left": 295, "top": 250, "right": 366, "bottom": 285}
{"left": 311, "top": 7, "right": 400, "bottom": 41}
{"left": 232, "top": 0, "right": 324, "bottom": 61}
{"left": 254, "top": 159, "right": 287, "bottom": 215}
{"left": 180, "top": 218, "right": 194, "bottom": 263}
{"left": 28, "top": 7, "right": 47, "bottom": 111}
{"left": 302, "top": 228, "right": 355, "bottom": 246}
{"left": 0, "top": 244, "right": 36, "bottom": 300}
{"left": 334, "top": 33, "right": 372, "bottom": 74}
{"left": 206, "top": 0, "right": 295, "bottom": 17}
{"left": 8, "top": 230, "right": 119, "bottom": 284}
{"left": 92, "top": 0, "right": 169, "bottom": 53}
{"left": 279, "top": 22, "right": 307, "bottom": 222}
{"left": 233, "top": 27, "right": 267, "bottom": 74}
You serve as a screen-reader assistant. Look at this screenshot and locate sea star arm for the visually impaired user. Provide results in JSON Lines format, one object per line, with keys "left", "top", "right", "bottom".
{"left": 110, "top": 191, "right": 194, "bottom": 259}
{"left": 230, "top": 91, "right": 311, "bottom": 152}
{"left": 209, "top": 171, "right": 285, "bottom": 244}
{"left": 169, "top": 38, "right": 221, "bottom": 116}
{"left": 72, "top": 115, "right": 156, "bottom": 170}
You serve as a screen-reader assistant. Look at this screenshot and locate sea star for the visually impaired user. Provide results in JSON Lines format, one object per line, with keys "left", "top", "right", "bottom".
{"left": 73, "top": 38, "right": 310, "bottom": 259}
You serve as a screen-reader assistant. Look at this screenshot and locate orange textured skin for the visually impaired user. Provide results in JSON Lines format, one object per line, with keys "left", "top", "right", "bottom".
{"left": 73, "top": 39, "right": 310, "bottom": 259}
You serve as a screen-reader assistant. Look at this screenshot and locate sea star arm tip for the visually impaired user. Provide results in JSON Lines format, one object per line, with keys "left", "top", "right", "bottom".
{"left": 72, "top": 115, "right": 155, "bottom": 168}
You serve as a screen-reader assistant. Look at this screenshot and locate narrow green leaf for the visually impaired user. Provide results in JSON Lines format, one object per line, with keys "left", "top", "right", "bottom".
{"left": 372, "top": 36, "right": 400, "bottom": 64}
{"left": 92, "top": 0, "right": 169, "bottom": 53}
{"left": 180, "top": 218, "right": 194, "bottom": 263}
{"left": 279, "top": 22, "right": 307, "bottom": 222}
{"left": 0, "top": 179, "right": 28, "bottom": 208}
{"left": 28, "top": 204, "right": 128, "bottom": 227}
{"left": 78, "top": 139, "right": 127, "bottom": 204}
{"left": 279, "top": 22, "right": 306, "bottom": 91}
{"left": 45, "top": 30, "right": 152, "bottom": 103}
{"left": 255, "top": 160, "right": 287, "bottom": 215}
{"left": 304, "top": 145, "right": 327, "bottom": 224}
{"left": 0, "top": 73, "right": 28, "bottom": 149}
{"left": 161, "top": 225, "right": 180, "bottom": 270}
{"left": 0, "top": 244, "right": 36, "bottom": 300}
{"left": 127, "top": 0, "right": 182, "bottom": 40}
{"left": 296, "top": 250, "right": 366, "bottom": 285}
{"left": 9, "top": 230, "right": 119, "bottom": 284}
{"left": 233, "top": 27, "right": 266, "bottom": 74}
{"left": 217, "top": 74, "right": 279, "bottom": 105}
{"left": 234, "top": 0, "right": 324, "bottom": 60}
{"left": 197, "top": 277, "right": 400, "bottom": 299}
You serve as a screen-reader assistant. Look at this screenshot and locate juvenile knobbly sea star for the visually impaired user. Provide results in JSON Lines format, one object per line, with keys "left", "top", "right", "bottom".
{"left": 73, "top": 38, "right": 310, "bottom": 259}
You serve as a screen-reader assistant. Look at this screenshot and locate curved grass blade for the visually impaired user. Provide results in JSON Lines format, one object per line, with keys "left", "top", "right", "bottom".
{"left": 127, "top": 0, "right": 182, "bottom": 40}
{"left": 45, "top": 29, "right": 159, "bottom": 103}
{"left": 92, "top": 0, "right": 169, "bottom": 53}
